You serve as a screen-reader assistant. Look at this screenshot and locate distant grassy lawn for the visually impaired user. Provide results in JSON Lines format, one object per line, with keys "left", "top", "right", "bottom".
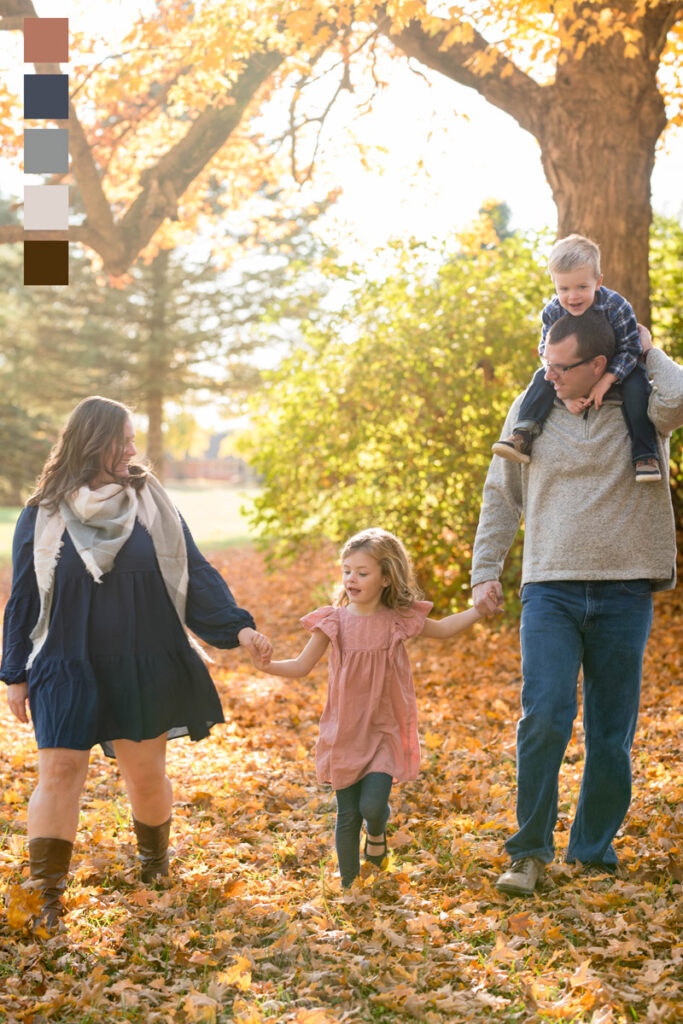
{"left": 0, "top": 484, "right": 262, "bottom": 564}
{"left": 167, "top": 483, "right": 261, "bottom": 549}
{"left": 0, "top": 506, "right": 20, "bottom": 564}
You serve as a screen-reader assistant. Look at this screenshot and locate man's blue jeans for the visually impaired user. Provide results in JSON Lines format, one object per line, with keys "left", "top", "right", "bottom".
{"left": 509, "top": 580, "right": 653, "bottom": 867}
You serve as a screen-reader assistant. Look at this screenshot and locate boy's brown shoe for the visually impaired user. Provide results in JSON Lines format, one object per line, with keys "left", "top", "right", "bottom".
{"left": 635, "top": 458, "right": 661, "bottom": 483}
{"left": 492, "top": 429, "right": 533, "bottom": 464}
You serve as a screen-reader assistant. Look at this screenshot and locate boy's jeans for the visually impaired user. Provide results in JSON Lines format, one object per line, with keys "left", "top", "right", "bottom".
{"left": 507, "top": 580, "right": 653, "bottom": 866}
{"left": 516, "top": 364, "right": 658, "bottom": 463}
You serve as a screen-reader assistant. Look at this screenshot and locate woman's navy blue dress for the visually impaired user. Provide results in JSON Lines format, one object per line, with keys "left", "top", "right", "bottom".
{"left": 0, "top": 505, "right": 255, "bottom": 756}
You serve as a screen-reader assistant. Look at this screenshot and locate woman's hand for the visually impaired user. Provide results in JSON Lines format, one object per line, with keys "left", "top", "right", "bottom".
{"left": 238, "top": 627, "right": 273, "bottom": 666}
{"left": 7, "top": 682, "right": 30, "bottom": 724}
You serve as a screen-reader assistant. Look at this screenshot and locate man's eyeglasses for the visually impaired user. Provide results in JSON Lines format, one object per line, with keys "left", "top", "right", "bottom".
{"left": 541, "top": 356, "right": 593, "bottom": 378}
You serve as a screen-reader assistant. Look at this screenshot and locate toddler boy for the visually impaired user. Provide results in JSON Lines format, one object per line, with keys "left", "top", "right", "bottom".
{"left": 492, "top": 234, "right": 661, "bottom": 482}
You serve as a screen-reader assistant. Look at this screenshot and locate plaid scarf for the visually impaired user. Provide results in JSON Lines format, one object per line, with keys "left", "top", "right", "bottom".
{"left": 28, "top": 474, "right": 190, "bottom": 668}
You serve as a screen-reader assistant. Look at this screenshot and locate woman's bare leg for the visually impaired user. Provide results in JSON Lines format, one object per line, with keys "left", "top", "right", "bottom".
{"left": 28, "top": 748, "right": 90, "bottom": 842}
{"left": 113, "top": 734, "right": 172, "bottom": 825}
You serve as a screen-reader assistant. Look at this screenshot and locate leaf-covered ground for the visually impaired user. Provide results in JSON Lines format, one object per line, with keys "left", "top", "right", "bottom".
{"left": 1, "top": 547, "right": 681, "bottom": 1024}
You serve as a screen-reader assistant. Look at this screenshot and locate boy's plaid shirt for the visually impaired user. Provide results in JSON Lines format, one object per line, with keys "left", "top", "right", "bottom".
{"left": 540, "top": 286, "right": 642, "bottom": 381}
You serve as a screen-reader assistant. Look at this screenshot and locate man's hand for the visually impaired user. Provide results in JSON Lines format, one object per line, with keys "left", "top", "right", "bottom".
{"left": 7, "top": 682, "right": 30, "bottom": 724}
{"left": 584, "top": 371, "right": 618, "bottom": 411}
{"left": 238, "top": 627, "right": 273, "bottom": 666}
{"left": 472, "top": 581, "right": 504, "bottom": 616}
{"left": 638, "top": 323, "right": 653, "bottom": 355}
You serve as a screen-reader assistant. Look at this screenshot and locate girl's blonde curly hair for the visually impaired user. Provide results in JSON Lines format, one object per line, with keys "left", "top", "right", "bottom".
{"left": 335, "top": 528, "right": 423, "bottom": 610}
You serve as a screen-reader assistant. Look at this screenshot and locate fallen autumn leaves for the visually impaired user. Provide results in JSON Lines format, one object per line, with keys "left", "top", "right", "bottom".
{"left": 0, "top": 546, "right": 681, "bottom": 1023}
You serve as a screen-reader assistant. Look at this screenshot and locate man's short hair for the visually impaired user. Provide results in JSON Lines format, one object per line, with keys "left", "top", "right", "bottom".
{"left": 547, "top": 309, "right": 616, "bottom": 363}
{"left": 548, "top": 234, "right": 601, "bottom": 277}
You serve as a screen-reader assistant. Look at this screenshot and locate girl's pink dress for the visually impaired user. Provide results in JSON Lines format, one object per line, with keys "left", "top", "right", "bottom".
{"left": 301, "top": 601, "right": 432, "bottom": 790}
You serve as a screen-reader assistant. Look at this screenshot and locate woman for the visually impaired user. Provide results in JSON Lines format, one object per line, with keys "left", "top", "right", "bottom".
{"left": 1, "top": 396, "right": 271, "bottom": 930}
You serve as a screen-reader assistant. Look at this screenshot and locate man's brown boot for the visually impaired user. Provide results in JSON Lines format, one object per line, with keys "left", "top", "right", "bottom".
{"left": 133, "top": 816, "right": 171, "bottom": 882}
{"left": 26, "top": 837, "right": 74, "bottom": 931}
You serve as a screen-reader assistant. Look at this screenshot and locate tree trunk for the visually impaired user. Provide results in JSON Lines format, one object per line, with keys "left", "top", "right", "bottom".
{"left": 146, "top": 390, "right": 165, "bottom": 479}
{"left": 382, "top": 3, "right": 677, "bottom": 327}
{"left": 144, "top": 250, "right": 171, "bottom": 478}
{"left": 534, "top": 28, "right": 667, "bottom": 325}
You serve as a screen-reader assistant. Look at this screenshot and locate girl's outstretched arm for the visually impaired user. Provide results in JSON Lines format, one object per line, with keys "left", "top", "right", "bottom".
{"left": 420, "top": 606, "right": 483, "bottom": 639}
{"left": 254, "top": 629, "right": 330, "bottom": 678}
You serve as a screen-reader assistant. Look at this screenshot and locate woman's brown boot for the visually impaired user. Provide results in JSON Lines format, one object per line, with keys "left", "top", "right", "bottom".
{"left": 27, "top": 837, "right": 74, "bottom": 931}
{"left": 133, "top": 816, "right": 171, "bottom": 882}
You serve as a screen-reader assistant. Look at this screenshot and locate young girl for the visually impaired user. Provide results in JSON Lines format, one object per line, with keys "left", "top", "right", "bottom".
{"left": 252, "top": 527, "right": 487, "bottom": 889}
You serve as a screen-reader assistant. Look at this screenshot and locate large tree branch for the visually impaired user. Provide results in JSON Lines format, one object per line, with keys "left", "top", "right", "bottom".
{"left": 640, "top": 2, "right": 683, "bottom": 66}
{"left": 0, "top": 0, "right": 36, "bottom": 25}
{"left": 0, "top": 224, "right": 113, "bottom": 247}
{"left": 117, "top": 49, "right": 284, "bottom": 269}
{"left": 375, "top": 6, "right": 547, "bottom": 137}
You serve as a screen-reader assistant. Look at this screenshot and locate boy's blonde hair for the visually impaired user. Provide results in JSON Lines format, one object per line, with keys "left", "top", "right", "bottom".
{"left": 548, "top": 234, "right": 601, "bottom": 278}
{"left": 336, "top": 528, "right": 423, "bottom": 610}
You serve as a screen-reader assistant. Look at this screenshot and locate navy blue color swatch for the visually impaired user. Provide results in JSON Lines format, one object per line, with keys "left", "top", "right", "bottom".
{"left": 24, "top": 74, "right": 69, "bottom": 120}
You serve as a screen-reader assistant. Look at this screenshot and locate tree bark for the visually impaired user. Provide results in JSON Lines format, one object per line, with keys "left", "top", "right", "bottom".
{"left": 146, "top": 389, "right": 165, "bottom": 480}
{"left": 143, "top": 251, "right": 171, "bottom": 477}
{"left": 536, "top": 31, "right": 666, "bottom": 324}
{"left": 380, "top": 1, "right": 683, "bottom": 326}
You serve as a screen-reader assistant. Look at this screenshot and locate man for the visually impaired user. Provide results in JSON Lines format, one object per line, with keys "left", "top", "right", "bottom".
{"left": 471, "top": 308, "right": 682, "bottom": 896}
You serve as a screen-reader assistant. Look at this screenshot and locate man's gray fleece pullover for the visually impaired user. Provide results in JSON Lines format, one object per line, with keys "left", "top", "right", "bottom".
{"left": 471, "top": 348, "right": 683, "bottom": 592}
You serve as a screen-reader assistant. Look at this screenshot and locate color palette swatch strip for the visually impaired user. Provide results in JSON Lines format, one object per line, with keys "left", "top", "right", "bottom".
{"left": 23, "top": 17, "right": 69, "bottom": 286}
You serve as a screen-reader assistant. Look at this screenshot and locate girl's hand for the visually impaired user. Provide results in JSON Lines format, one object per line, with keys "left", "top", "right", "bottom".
{"left": 7, "top": 682, "right": 30, "bottom": 724}
{"left": 238, "top": 628, "right": 273, "bottom": 665}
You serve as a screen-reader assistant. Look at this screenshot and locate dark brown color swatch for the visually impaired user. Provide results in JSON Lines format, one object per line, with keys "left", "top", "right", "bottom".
{"left": 24, "top": 240, "right": 69, "bottom": 286}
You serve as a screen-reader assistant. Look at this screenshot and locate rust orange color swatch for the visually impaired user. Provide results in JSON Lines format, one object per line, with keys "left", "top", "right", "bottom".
{"left": 23, "top": 17, "right": 69, "bottom": 64}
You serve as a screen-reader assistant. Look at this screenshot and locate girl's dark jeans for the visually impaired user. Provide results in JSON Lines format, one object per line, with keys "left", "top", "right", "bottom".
{"left": 515, "top": 363, "right": 658, "bottom": 463}
{"left": 335, "top": 771, "right": 392, "bottom": 887}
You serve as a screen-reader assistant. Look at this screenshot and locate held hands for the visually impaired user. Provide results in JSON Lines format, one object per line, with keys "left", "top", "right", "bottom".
{"left": 7, "top": 682, "right": 30, "bottom": 724}
{"left": 238, "top": 627, "right": 273, "bottom": 666}
{"left": 472, "top": 581, "right": 504, "bottom": 617}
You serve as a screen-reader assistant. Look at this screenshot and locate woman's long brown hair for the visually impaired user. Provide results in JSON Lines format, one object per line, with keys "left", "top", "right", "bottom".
{"left": 28, "top": 396, "right": 147, "bottom": 511}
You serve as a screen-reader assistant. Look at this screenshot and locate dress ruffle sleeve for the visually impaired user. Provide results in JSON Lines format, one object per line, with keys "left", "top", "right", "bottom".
{"left": 181, "top": 517, "right": 256, "bottom": 649}
{"left": 1, "top": 507, "right": 41, "bottom": 686}
{"left": 300, "top": 606, "right": 339, "bottom": 642}
{"left": 390, "top": 600, "right": 433, "bottom": 648}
